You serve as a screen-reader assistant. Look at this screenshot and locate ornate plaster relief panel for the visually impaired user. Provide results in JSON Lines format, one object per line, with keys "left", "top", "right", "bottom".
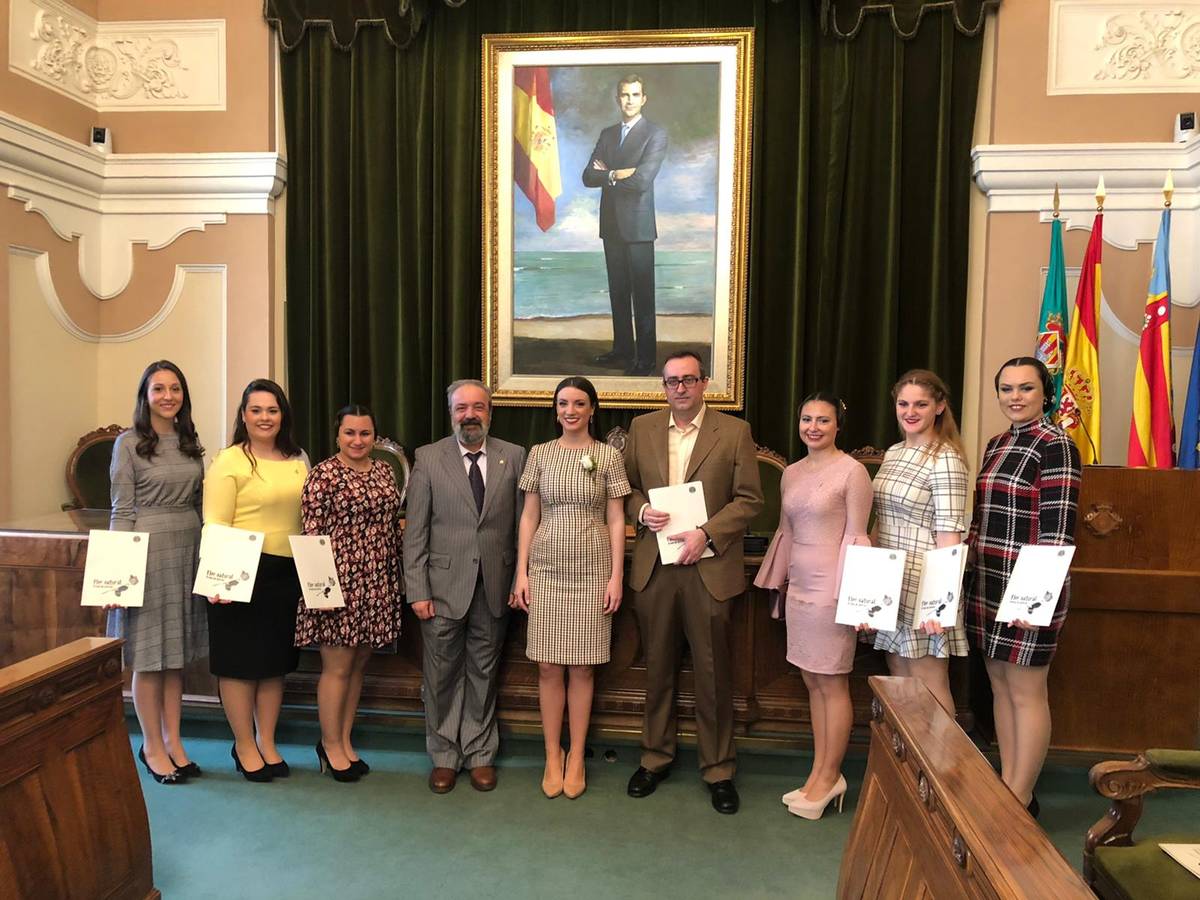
{"left": 1049, "top": 1, "right": 1200, "bottom": 94}
{"left": 8, "top": 0, "right": 226, "bottom": 111}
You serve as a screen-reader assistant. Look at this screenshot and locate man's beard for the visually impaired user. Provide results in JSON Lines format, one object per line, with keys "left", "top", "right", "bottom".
{"left": 454, "top": 417, "right": 488, "bottom": 445}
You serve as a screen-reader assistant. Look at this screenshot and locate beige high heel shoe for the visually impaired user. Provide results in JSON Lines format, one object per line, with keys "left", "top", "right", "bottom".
{"left": 563, "top": 752, "right": 587, "bottom": 799}
{"left": 542, "top": 751, "right": 565, "bottom": 799}
{"left": 786, "top": 774, "right": 847, "bottom": 820}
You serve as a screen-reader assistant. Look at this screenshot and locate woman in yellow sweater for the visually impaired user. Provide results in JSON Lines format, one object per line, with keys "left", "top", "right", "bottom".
{"left": 204, "top": 379, "right": 309, "bottom": 782}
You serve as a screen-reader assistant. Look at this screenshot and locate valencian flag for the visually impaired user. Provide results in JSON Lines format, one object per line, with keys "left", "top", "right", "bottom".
{"left": 1127, "top": 210, "right": 1175, "bottom": 467}
{"left": 1057, "top": 214, "right": 1103, "bottom": 464}
{"left": 1035, "top": 217, "right": 1069, "bottom": 411}
{"left": 513, "top": 67, "right": 561, "bottom": 231}
{"left": 1179, "top": 318, "right": 1200, "bottom": 468}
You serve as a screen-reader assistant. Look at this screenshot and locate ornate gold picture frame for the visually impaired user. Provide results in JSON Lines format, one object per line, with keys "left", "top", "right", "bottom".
{"left": 482, "top": 28, "right": 754, "bottom": 409}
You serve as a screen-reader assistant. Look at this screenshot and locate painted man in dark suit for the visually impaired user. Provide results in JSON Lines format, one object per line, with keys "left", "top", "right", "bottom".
{"left": 581, "top": 74, "right": 669, "bottom": 377}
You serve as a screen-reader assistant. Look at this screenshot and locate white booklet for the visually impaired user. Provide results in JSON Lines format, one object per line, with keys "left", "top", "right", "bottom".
{"left": 835, "top": 545, "right": 906, "bottom": 630}
{"left": 648, "top": 482, "right": 716, "bottom": 566}
{"left": 910, "top": 543, "right": 968, "bottom": 628}
{"left": 1160, "top": 844, "right": 1200, "bottom": 879}
{"left": 81, "top": 530, "right": 150, "bottom": 607}
{"left": 289, "top": 535, "right": 346, "bottom": 610}
{"left": 193, "top": 523, "right": 264, "bottom": 603}
{"left": 996, "top": 544, "right": 1076, "bottom": 627}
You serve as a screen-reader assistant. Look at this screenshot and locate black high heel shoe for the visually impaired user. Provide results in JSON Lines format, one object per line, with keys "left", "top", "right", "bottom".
{"left": 231, "top": 744, "right": 272, "bottom": 783}
{"left": 138, "top": 746, "right": 184, "bottom": 785}
{"left": 168, "top": 753, "right": 202, "bottom": 778}
{"left": 1026, "top": 793, "right": 1040, "bottom": 819}
{"left": 316, "top": 742, "right": 360, "bottom": 783}
{"left": 265, "top": 758, "right": 290, "bottom": 778}
{"left": 348, "top": 757, "right": 370, "bottom": 777}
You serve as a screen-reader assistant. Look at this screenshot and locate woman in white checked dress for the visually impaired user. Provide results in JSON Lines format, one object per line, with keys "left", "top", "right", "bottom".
{"left": 870, "top": 369, "right": 969, "bottom": 715}
{"left": 511, "top": 377, "right": 630, "bottom": 800}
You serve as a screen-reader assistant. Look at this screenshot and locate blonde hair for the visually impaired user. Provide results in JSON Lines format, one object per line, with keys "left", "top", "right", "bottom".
{"left": 891, "top": 369, "right": 966, "bottom": 461}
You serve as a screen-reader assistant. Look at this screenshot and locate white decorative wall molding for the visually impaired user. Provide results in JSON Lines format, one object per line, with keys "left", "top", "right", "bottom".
{"left": 972, "top": 138, "right": 1200, "bottom": 306}
{"left": 1048, "top": 1, "right": 1200, "bottom": 95}
{"left": 0, "top": 111, "right": 285, "bottom": 298}
{"left": 8, "top": 0, "right": 226, "bottom": 111}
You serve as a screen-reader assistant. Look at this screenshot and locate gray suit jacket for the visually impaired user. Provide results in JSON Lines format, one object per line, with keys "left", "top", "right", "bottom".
{"left": 403, "top": 435, "right": 526, "bottom": 619}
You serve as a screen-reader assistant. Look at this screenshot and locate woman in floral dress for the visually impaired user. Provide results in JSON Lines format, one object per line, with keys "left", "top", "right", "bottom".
{"left": 297, "top": 404, "right": 403, "bottom": 782}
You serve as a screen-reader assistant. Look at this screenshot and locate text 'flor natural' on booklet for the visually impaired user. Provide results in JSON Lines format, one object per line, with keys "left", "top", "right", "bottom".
{"left": 81, "top": 530, "right": 149, "bottom": 607}
{"left": 996, "top": 544, "right": 1076, "bottom": 627}
{"left": 835, "top": 545, "right": 906, "bottom": 631}
{"left": 193, "top": 523, "right": 264, "bottom": 603}
{"left": 911, "top": 543, "right": 968, "bottom": 628}
{"left": 289, "top": 535, "right": 346, "bottom": 610}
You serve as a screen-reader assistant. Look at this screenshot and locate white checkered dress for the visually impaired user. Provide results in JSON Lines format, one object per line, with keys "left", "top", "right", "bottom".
{"left": 870, "top": 442, "right": 969, "bottom": 659}
{"left": 519, "top": 440, "right": 630, "bottom": 665}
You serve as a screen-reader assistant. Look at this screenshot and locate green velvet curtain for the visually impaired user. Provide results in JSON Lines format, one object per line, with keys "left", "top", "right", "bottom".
{"left": 275, "top": 0, "right": 987, "bottom": 463}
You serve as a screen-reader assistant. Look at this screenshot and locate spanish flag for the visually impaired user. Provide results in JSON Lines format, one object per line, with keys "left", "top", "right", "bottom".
{"left": 1057, "top": 214, "right": 1103, "bottom": 464}
{"left": 513, "top": 67, "right": 561, "bottom": 232}
{"left": 1127, "top": 210, "right": 1175, "bottom": 467}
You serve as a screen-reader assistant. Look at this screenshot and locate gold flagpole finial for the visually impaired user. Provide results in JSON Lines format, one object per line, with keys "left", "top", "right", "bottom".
{"left": 1052, "top": 184, "right": 1060, "bottom": 219}
{"left": 1163, "top": 170, "right": 1174, "bottom": 208}
{"left": 1095, "top": 175, "right": 1106, "bottom": 211}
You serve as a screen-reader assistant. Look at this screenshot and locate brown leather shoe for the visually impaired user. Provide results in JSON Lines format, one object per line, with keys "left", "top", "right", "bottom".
{"left": 429, "top": 767, "right": 457, "bottom": 793}
{"left": 468, "top": 765, "right": 497, "bottom": 792}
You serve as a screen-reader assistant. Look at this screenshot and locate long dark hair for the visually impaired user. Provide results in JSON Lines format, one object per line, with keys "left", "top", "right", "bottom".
{"left": 132, "top": 360, "right": 204, "bottom": 460}
{"left": 552, "top": 376, "right": 599, "bottom": 439}
{"left": 231, "top": 378, "right": 302, "bottom": 473}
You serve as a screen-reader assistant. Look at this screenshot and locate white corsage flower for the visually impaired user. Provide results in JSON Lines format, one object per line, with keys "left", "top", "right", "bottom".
{"left": 580, "top": 453, "right": 596, "bottom": 473}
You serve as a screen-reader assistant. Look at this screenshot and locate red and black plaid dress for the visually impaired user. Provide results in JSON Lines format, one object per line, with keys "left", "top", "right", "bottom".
{"left": 964, "top": 417, "right": 1081, "bottom": 666}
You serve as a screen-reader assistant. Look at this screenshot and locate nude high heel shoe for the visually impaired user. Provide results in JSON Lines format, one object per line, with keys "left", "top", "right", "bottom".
{"left": 781, "top": 785, "right": 807, "bottom": 805}
{"left": 563, "top": 752, "right": 586, "bottom": 799}
{"left": 786, "top": 774, "right": 847, "bottom": 820}
{"left": 542, "top": 751, "right": 564, "bottom": 799}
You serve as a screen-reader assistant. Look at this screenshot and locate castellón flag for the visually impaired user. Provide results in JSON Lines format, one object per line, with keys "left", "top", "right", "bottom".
{"left": 513, "top": 68, "right": 561, "bottom": 231}
{"left": 1127, "top": 210, "right": 1175, "bottom": 467}
{"left": 1057, "top": 214, "right": 1103, "bottom": 464}
{"left": 1035, "top": 218, "right": 1069, "bottom": 412}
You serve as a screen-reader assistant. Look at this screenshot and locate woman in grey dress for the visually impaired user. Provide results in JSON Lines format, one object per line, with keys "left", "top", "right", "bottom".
{"left": 107, "top": 360, "right": 207, "bottom": 784}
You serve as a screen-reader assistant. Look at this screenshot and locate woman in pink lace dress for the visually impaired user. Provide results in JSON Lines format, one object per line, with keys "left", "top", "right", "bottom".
{"left": 755, "top": 392, "right": 872, "bottom": 820}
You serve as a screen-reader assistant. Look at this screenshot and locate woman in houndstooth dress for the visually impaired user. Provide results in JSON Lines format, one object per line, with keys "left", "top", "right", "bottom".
{"left": 870, "top": 369, "right": 969, "bottom": 716}
{"left": 964, "top": 357, "right": 1080, "bottom": 815}
{"left": 512, "top": 377, "right": 630, "bottom": 800}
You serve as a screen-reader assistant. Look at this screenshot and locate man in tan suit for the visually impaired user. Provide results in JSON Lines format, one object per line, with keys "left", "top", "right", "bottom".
{"left": 623, "top": 351, "right": 763, "bottom": 814}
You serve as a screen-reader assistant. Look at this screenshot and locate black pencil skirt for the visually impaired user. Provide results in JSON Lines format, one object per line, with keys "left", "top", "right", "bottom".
{"left": 207, "top": 553, "right": 301, "bottom": 679}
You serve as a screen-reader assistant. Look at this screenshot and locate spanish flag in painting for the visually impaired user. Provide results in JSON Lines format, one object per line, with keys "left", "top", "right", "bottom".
{"left": 513, "top": 67, "right": 562, "bottom": 232}
{"left": 1127, "top": 210, "right": 1175, "bottom": 467}
{"left": 1057, "top": 214, "right": 1103, "bottom": 464}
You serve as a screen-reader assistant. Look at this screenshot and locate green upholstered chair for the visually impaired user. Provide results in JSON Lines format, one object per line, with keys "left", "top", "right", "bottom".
{"left": 63, "top": 425, "right": 123, "bottom": 510}
{"left": 371, "top": 437, "right": 411, "bottom": 509}
{"left": 1086, "top": 749, "right": 1200, "bottom": 899}
{"left": 748, "top": 444, "right": 787, "bottom": 540}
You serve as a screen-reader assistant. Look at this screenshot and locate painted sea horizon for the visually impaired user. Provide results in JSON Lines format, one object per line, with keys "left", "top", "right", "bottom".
{"left": 513, "top": 250, "right": 715, "bottom": 320}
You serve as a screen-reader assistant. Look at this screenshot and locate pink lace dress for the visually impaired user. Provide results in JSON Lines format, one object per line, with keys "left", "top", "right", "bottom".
{"left": 754, "top": 453, "right": 872, "bottom": 674}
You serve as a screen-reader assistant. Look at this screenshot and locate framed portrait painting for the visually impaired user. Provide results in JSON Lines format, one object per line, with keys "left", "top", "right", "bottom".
{"left": 482, "top": 28, "right": 754, "bottom": 409}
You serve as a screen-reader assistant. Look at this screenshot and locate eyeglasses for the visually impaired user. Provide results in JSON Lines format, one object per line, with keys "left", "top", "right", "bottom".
{"left": 663, "top": 376, "right": 703, "bottom": 389}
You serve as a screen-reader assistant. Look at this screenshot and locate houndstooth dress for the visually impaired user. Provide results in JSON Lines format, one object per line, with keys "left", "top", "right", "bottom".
{"left": 519, "top": 440, "right": 630, "bottom": 665}
{"left": 871, "top": 441, "right": 970, "bottom": 659}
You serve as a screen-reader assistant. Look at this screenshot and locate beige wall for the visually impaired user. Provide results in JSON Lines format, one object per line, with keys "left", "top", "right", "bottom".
{"left": 970, "top": 4, "right": 1199, "bottom": 465}
{"left": 0, "top": 0, "right": 281, "bottom": 520}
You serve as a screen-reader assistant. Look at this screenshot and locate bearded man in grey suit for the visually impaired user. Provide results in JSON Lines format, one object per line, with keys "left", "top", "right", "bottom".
{"left": 404, "top": 379, "right": 525, "bottom": 793}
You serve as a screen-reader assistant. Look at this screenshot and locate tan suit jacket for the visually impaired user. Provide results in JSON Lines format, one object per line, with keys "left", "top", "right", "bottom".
{"left": 623, "top": 408, "right": 763, "bottom": 600}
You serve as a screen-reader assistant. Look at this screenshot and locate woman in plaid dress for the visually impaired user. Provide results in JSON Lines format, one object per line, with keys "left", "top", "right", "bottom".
{"left": 511, "top": 377, "right": 630, "bottom": 800}
{"left": 870, "top": 370, "right": 969, "bottom": 716}
{"left": 965, "top": 357, "right": 1081, "bottom": 815}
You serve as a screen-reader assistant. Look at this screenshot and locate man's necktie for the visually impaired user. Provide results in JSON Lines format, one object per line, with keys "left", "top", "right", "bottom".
{"left": 620, "top": 123, "right": 631, "bottom": 145}
{"left": 466, "top": 451, "right": 485, "bottom": 514}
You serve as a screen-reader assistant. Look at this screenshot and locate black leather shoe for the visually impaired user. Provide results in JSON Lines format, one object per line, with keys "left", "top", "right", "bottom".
{"left": 627, "top": 766, "right": 669, "bottom": 798}
{"left": 709, "top": 779, "right": 740, "bottom": 814}
{"left": 594, "top": 351, "right": 631, "bottom": 366}
{"left": 626, "top": 363, "right": 657, "bottom": 377}
{"left": 265, "top": 758, "right": 290, "bottom": 779}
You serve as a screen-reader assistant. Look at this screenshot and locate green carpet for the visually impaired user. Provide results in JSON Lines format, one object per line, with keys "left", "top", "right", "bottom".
{"left": 130, "top": 722, "right": 1200, "bottom": 899}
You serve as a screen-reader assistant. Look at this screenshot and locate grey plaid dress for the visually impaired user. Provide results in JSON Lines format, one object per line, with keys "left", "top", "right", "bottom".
{"left": 871, "top": 441, "right": 969, "bottom": 659}
{"left": 105, "top": 431, "right": 207, "bottom": 671}
{"left": 519, "top": 440, "right": 630, "bottom": 665}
